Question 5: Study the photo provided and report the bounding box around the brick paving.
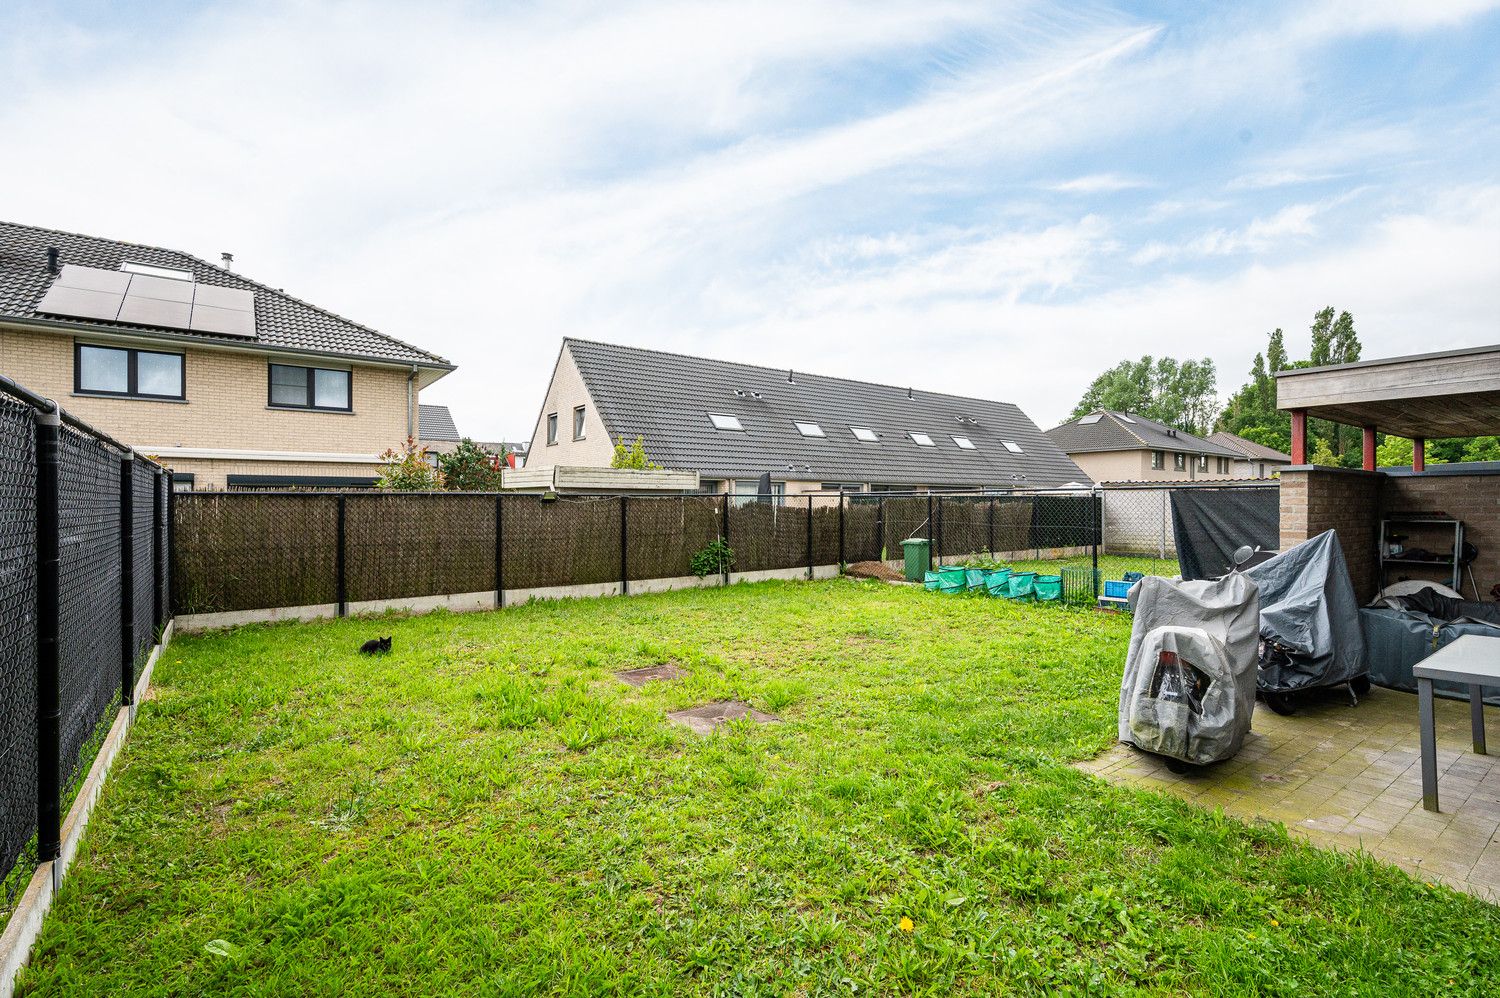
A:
[1078,685,1500,900]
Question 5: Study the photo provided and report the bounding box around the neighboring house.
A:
[524,338,1087,494]
[418,403,462,463]
[1206,430,1292,479]
[1045,410,1242,483]
[0,221,452,489]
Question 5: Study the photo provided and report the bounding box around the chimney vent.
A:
[221,252,234,270]
[45,247,59,275]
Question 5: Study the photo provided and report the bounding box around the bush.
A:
[690,537,734,577]
[377,437,444,491]
[439,438,507,491]
[611,436,660,470]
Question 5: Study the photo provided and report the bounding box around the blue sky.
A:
[2,1,1497,441]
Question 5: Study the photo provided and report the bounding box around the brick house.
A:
[0,221,453,489]
[1045,410,1244,483]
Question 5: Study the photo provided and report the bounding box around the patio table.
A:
[1414,634,1500,811]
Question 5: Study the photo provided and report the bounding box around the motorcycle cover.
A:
[1244,530,1366,693]
[1119,572,1260,765]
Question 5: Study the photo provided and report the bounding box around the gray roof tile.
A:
[565,338,1089,488]
[0,220,451,369]
[418,404,461,441]
[1207,431,1292,462]
[1046,410,1241,458]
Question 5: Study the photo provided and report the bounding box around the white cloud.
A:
[1046,174,1149,194]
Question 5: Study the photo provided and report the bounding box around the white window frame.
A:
[709,413,744,431]
[952,436,976,450]
[910,432,935,447]
[546,412,558,445]
[1002,441,1023,453]
[573,405,586,440]
[850,426,878,442]
[795,421,825,438]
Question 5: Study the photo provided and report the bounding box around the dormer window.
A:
[795,422,825,438]
[910,432,935,447]
[709,413,744,431]
[850,426,878,442]
[952,436,975,450]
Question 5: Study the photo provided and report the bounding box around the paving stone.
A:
[667,700,780,735]
[617,663,687,686]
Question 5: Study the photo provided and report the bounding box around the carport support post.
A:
[35,406,61,863]
[1290,409,1307,464]
[1362,425,1377,471]
[335,493,347,617]
[119,452,135,707]
[1414,437,1426,473]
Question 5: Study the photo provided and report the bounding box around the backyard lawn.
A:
[17,579,1500,995]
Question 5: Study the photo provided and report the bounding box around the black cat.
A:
[359,636,392,655]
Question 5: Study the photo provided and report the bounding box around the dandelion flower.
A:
[1269,919,1279,927]
[898,916,914,933]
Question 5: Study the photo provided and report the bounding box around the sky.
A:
[2,1,1498,443]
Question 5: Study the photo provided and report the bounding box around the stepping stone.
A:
[666,701,780,735]
[617,663,687,686]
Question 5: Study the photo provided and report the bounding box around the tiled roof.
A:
[564,338,1089,488]
[0,220,452,369]
[1207,431,1292,462]
[418,404,461,441]
[1046,410,1241,458]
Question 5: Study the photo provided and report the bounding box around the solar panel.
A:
[36,284,125,322]
[188,303,255,337]
[31,264,257,338]
[126,274,195,303]
[117,295,192,329]
[192,283,254,312]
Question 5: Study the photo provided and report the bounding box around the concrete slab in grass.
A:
[667,701,780,735]
[617,664,687,686]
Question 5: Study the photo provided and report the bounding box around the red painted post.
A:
[1362,426,1377,471]
[1290,409,1307,464]
[1413,437,1425,473]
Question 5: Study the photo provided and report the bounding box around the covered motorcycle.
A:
[1119,571,1260,768]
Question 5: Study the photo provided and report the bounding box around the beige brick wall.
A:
[1279,467,1382,600]
[1382,473,1500,600]
[2,324,421,487]
[525,346,616,469]
[167,457,386,489]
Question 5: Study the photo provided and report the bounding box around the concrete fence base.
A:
[1,621,175,998]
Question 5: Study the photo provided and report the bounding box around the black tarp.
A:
[1382,587,1500,627]
[1244,529,1367,692]
[1170,487,1279,581]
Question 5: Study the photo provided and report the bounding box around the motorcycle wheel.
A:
[1262,691,1298,716]
[1350,675,1371,697]
[1163,757,1194,775]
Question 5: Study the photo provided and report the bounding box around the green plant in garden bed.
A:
[689,537,734,578]
[19,580,1500,995]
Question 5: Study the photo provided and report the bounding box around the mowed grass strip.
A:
[17,579,1500,996]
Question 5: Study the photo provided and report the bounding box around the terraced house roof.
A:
[1046,410,1241,458]
[0,221,452,371]
[563,338,1089,488]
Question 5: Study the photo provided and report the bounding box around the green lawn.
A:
[18,580,1500,995]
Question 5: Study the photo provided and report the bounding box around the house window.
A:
[76,343,184,400]
[795,421,825,438]
[573,406,586,440]
[709,413,744,431]
[1002,441,1023,453]
[170,472,195,493]
[820,482,863,492]
[1173,453,1186,471]
[850,426,878,442]
[1216,457,1230,475]
[910,432,935,447]
[546,413,558,445]
[1196,455,1208,472]
[698,479,724,494]
[268,363,351,411]
[952,436,976,450]
[1151,451,1164,470]
[733,479,784,506]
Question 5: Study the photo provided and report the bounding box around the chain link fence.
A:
[0,378,170,932]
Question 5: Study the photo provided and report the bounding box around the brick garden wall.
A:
[1382,471,1500,600]
[1279,467,1382,600]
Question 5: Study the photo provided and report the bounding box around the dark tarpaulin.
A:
[1244,530,1367,692]
[1170,487,1279,581]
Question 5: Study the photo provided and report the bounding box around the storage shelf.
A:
[1381,558,1458,566]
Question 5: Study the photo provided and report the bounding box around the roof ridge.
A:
[2,219,452,368]
[563,336,1021,411]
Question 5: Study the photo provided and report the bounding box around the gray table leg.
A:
[1420,677,1439,812]
[1471,685,1487,756]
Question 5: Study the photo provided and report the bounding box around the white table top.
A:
[1414,635,1500,685]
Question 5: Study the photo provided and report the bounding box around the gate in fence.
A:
[0,377,170,929]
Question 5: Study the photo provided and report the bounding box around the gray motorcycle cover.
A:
[1244,529,1367,692]
[1119,572,1260,765]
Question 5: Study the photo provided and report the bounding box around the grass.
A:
[17,579,1500,996]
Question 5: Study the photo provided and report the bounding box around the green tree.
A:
[438,438,507,491]
[610,436,660,470]
[1462,437,1500,462]
[1309,437,1338,466]
[1069,355,1219,434]
[377,437,444,491]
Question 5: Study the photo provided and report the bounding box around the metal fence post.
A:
[806,495,814,579]
[988,497,996,555]
[119,452,135,707]
[877,497,885,562]
[166,478,176,617]
[153,468,165,629]
[335,493,347,617]
[494,493,504,608]
[1091,489,1101,602]
[926,493,934,566]
[35,406,61,863]
[837,492,845,567]
[720,494,730,586]
[620,496,629,595]
[936,495,944,565]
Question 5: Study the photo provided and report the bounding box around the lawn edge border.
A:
[0,619,175,998]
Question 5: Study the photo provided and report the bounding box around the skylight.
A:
[850,426,878,442]
[953,436,975,450]
[795,421,825,438]
[709,413,744,431]
[121,261,193,282]
[1002,441,1023,453]
[1117,414,1136,423]
[1080,414,1103,424]
[910,432,935,447]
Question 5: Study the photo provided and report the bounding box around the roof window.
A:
[709,413,744,431]
[795,421,825,438]
[910,432,935,447]
[952,436,975,450]
[850,426,878,442]
[121,261,193,282]
[1002,440,1023,453]
[1079,413,1102,424]
[1117,414,1136,423]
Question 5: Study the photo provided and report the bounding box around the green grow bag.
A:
[984,568,1012,596]
[1034,574,1063,602]
[1006,571,1037,600]
[965,568,988,590]
[938,566,967,593]
[923,570,942,591]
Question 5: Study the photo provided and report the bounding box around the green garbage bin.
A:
[901,538,931,582]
